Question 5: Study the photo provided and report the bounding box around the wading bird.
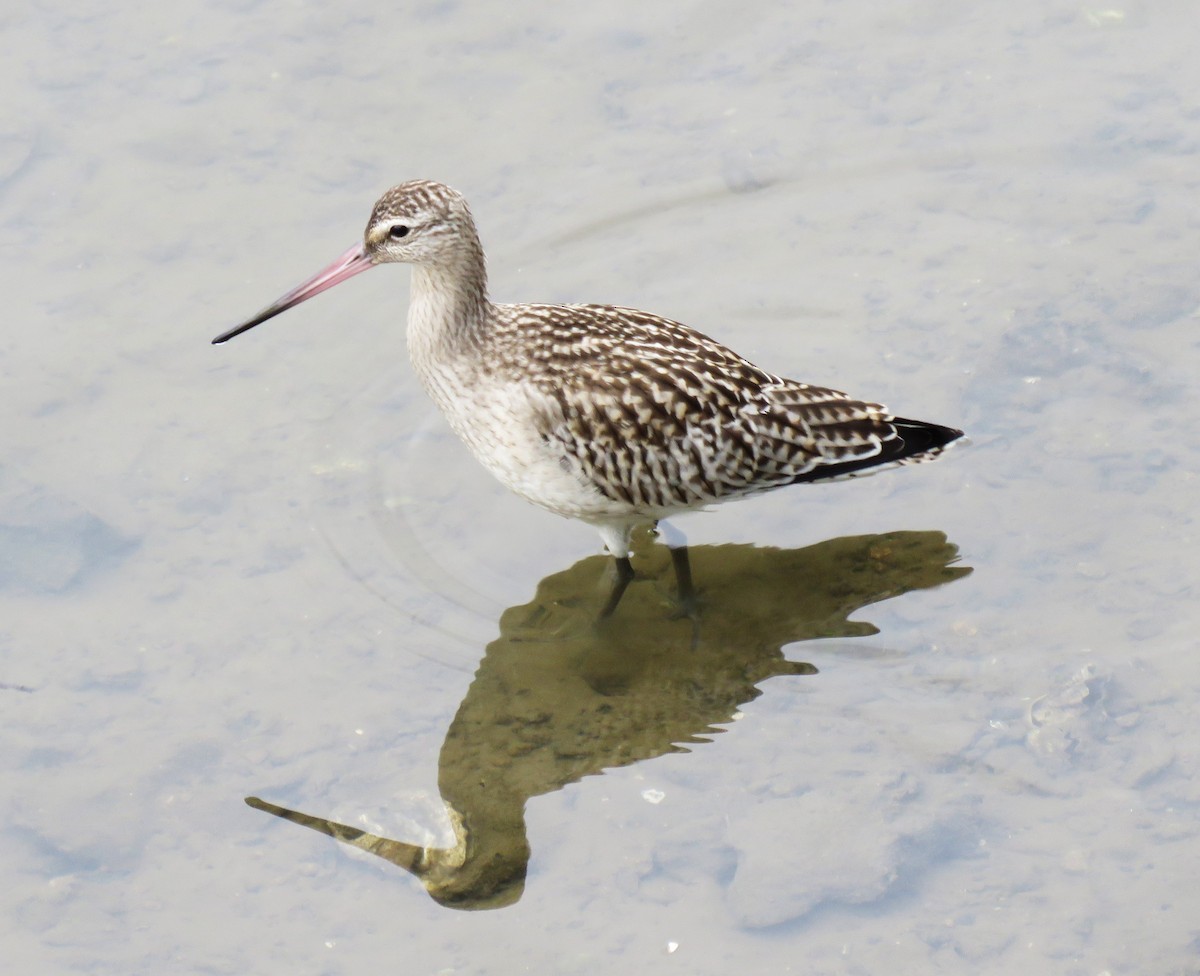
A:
[214,181,962,616]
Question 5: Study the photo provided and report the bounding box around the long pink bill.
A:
[212,243,376,344]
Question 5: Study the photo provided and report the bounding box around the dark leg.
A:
[667,543,701,647]
[599,555,635,619]
[657,520,700,621]
[669,544,698,614]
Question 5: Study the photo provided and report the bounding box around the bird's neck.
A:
[407,245,491,369]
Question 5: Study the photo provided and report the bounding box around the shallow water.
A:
[4,1,1200,973]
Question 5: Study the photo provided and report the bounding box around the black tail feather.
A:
[791,418,964,485]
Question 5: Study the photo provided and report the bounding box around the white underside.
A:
[413,356,666,555]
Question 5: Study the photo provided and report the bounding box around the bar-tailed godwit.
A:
[214,180,962,615]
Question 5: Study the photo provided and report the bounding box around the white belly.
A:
[415,361,632,525]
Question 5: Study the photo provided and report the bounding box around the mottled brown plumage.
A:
[215,180,962,609]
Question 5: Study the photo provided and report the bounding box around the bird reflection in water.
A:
[247,529,970,910]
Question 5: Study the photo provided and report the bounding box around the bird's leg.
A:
[670,546,696,608]
[599,555,635,619]
[657,520,700,621]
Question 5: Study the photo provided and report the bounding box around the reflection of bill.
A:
[248,530,970,910]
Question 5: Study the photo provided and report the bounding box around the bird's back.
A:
[477,303,961,517]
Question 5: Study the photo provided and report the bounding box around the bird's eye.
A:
[389,225,410,239]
